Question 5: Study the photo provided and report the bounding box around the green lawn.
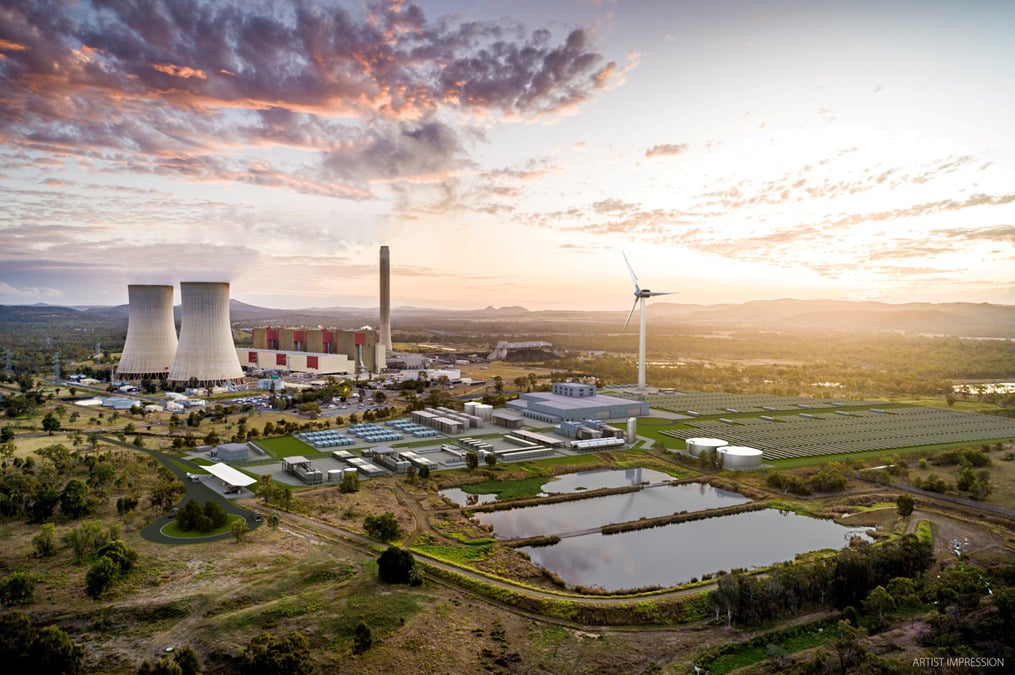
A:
[707,628,834,674]
[160,513,245,539]
[459,475,550,499]
[254,436,327,459]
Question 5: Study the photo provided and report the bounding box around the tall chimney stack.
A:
[379,245,392,351]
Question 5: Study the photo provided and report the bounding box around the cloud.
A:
[645,143,689,158]
[0,0,625,204]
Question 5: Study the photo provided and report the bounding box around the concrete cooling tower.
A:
[168,282,244,385]
[116,285,178,380]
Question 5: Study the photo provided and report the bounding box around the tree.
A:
[353,621,373,655]
[137,656,183,675]
[239,631,312,675]
[231,519,249,543]
[484,452,497,468]
[30,624,85,675]
[862,585,896,630]
[895,494,914,517]
[62,520,110,563]
[957,465,976,492]
[363,512,401,542]
[41,412,61,434]
[60,478,94,519]
[339,471,360,494]
[417,465,430,480]
[831,619,868,674]
[97,540,137,575]
[465,451,479,472]
[0,426,14,442]
[0,571,38,606]
[137,646,202,675]
[85,555,119,599]
[377,545,419,585]
[33,523,56,557]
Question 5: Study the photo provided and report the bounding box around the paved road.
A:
[98,436,262,545]
[272,506,718,608]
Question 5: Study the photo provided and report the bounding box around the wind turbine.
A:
[622,252,676,392]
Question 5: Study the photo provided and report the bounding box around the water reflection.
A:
[439,468,674,507]
[541,468,673,494]
[521,509,873,591]
[475,483,751,539]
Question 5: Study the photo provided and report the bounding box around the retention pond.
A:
[520,508,871,591]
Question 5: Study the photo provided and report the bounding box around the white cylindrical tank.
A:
[464,401,479,415]
[116,284,178,380]
[168,282,244,385]
[474,403,493,421]
[686,437,727,458]
[626,417,637,445]
[717,445,763,470]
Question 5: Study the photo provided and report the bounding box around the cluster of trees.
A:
[363,512,401,542]
[708,533,934,627]
[254,475,294,510]
[0,611,85,674]
[545,329,1015,400]
[0,445,119,522]
[765,463,849,495]
[175,499,228,533]
[239,631,312,675]
[136,645,202,675]
[85,539,138,598]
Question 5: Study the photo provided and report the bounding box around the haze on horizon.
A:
[2,0,1014,312]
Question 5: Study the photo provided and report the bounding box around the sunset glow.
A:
[1,0,1013,310]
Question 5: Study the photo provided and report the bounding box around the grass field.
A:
[253,435,325,459]
[161,513,245,539]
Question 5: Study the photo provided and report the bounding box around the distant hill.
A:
[648,299,1015,337]
[3,299,1013,338]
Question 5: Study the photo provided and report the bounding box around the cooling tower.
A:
[168,282,244,385]
[379,245,392,351]
[116,285,178,380]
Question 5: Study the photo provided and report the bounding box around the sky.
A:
[2,0,1014,311]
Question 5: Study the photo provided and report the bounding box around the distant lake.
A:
[521,509,872,591]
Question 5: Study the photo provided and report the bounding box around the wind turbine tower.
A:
[622,252,676,392]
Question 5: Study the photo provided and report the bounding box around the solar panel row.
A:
[660,406,1015,460]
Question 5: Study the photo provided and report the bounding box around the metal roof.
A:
[203,462,257,487]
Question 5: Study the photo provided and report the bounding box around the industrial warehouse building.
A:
[505,383,649,423]
[243,327,386,375]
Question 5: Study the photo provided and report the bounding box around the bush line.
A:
[602,501,768,535]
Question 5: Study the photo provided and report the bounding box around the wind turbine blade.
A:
[622,251,640,291]
[622,298,639,333]
[646,291,678,297]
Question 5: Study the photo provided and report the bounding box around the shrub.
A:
[377,546,420,585]
[0,572,38,606]
[363,512,401,543]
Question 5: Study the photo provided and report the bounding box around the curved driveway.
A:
[99,436,262,545]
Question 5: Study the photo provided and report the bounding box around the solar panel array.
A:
[661,406,1015,460]
[631,391,884,417]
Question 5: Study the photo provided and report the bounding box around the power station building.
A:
[505,382,648,423]
[167,282,245,386]
[243,327,386,376]
[116,284,178,380]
